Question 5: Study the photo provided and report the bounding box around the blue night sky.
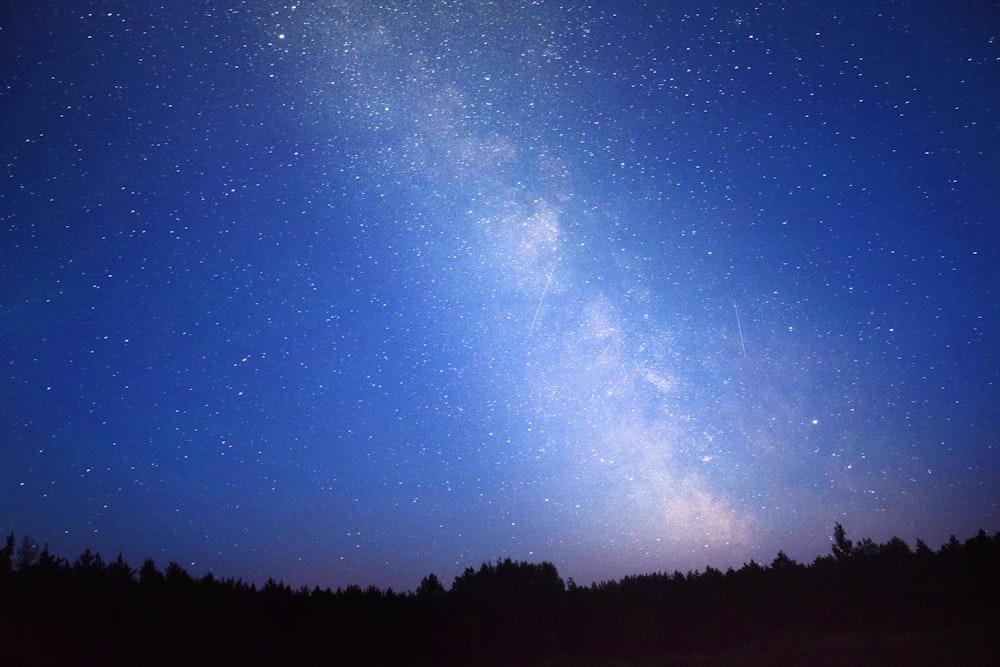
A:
[2,1,998,591]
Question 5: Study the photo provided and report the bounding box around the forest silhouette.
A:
[0,524,997,666]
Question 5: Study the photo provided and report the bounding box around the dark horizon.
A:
[3,523,997,666]
[4,522,996,594]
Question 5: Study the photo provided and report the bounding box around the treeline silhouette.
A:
[0,524,997,666]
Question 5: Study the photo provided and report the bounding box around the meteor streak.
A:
[528,261,557,338]
[734,301,747,356]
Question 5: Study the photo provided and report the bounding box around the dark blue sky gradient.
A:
[2,1,998,591]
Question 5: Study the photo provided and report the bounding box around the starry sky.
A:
[2,1,998,591]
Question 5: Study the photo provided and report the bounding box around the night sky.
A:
[2,1,998,592]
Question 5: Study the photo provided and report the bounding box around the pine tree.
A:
[831,522,853,561]
[15,535,38,571]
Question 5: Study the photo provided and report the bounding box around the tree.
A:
[941,534,961,554]
[415,572,446,598]
[139,558,164,587]
[854,537,879,559]
[831,522,853,561]
[770,550,798,571]
[37,544,67,575]
[108,551,135,585]
[880,536,912,562]
[451,558,565,606]
[0,532,13,576]
[914,538,934,560]
[164,561,193,587]
[74,548,106,577]
[261,577,292,598]
[16,534,38,571]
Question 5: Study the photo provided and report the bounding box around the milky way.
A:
[2,1,997,590]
